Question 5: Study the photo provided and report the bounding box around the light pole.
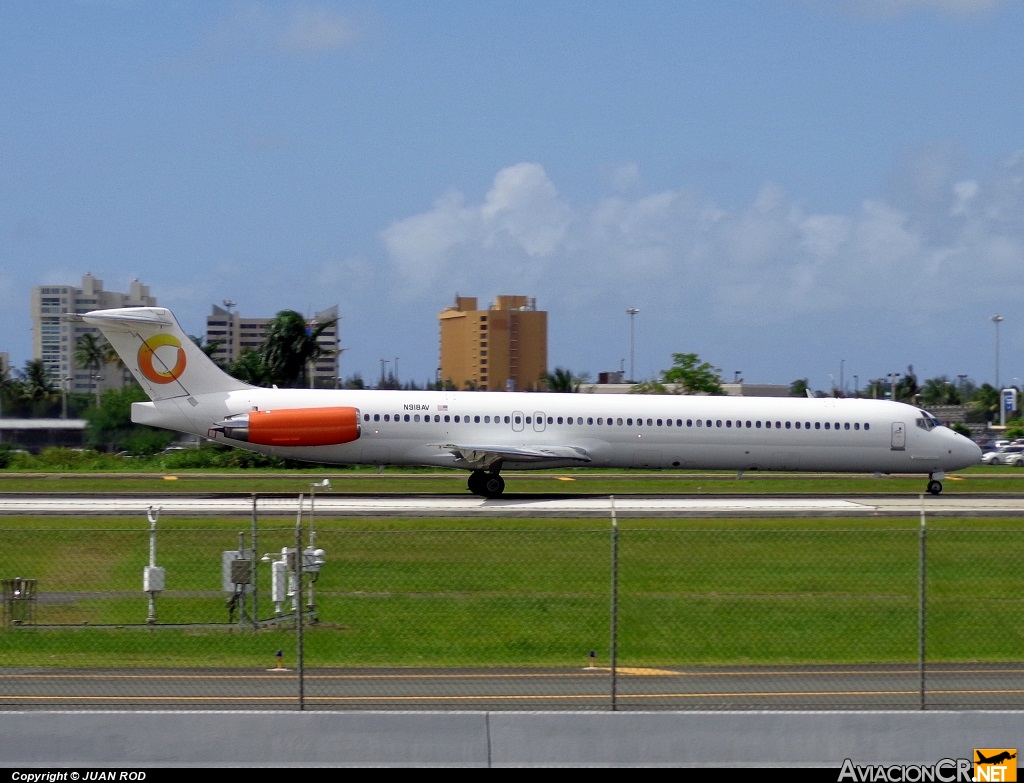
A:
[840,359,845,396]
[306,479,330,611]
[379,359,389,388]
[853,375,858,398]
[626,308,639,383]
[992,314,1004,389]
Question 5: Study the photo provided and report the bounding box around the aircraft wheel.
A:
[483,474,505,498]
[927,479,942,495]
[467,471,486,496]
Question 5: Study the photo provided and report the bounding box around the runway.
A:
[2,491,1024,517]
[3,664,1023,711]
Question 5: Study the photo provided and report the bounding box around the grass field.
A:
[0,463,1021,494]
[2,505,1022,668]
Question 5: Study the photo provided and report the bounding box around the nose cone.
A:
[951,434,983,469]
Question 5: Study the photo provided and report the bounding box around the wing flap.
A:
[439,443,592,470]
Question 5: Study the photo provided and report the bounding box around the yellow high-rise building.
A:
[439,295,547,391]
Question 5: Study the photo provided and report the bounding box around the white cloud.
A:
[382,148,1024,336]
[381,163,572,298]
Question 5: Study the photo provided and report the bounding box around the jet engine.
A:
[212,407,360,447]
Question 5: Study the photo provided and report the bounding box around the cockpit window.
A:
[915,410,942,431]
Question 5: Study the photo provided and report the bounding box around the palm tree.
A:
[75,331,108,406]
[261,310,337,388]
[543,367,588,392]
[20,359,56,415]
[920,376,961,407]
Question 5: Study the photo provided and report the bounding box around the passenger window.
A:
[414,414,420,422]
[815,422,821,430]
[373,414,380,422]
[384,414,390,422]
[696,420,703,427]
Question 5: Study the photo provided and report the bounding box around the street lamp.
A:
[307,479,331,611]
[626,308,639,383]
[992,314,1004,389]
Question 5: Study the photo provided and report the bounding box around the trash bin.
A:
[2,577,38,627]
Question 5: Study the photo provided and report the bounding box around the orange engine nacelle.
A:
[214,407,361,447]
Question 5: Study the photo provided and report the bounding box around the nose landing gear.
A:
[926,471,945,495]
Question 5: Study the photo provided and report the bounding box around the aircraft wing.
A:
[438,443,592,470]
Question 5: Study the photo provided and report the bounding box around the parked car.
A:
[980,445,1024,466]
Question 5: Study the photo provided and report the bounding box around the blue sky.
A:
[3,0,1024,393]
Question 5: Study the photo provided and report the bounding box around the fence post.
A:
[296,497,305,711]
[610,496,619,712]
[251,493,259,627]
[918,500,927,711]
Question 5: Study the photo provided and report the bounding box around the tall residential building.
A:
[205,304,340,388]
[31,273,156,395]
[438,295,547,391]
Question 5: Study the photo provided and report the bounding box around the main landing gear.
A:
[927,473,944,495]
[468,470,505,498]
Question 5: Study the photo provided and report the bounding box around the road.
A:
[3,663,1024,711]
[3,491,1024,517]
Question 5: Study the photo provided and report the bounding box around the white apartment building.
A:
[31,273,156,395]
[205,303,340,388]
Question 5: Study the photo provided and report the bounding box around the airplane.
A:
[82,306,982,498]
[977,751,1017,765]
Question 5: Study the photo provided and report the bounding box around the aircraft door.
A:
[891,422,906,451]
[534,412,546,432]
[512,411,525,432]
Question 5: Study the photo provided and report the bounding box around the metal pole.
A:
[992,315,1004,390]
[251,494,258,626]
[626,308,639,383]
[609,495,619,711]
[296,502,305,711]
[918,502,927,711]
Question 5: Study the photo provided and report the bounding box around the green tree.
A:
[628,379,672,394]
[894,365,920,403]
[919,376,962,406]
[661,352,723,395]
[543,367,588,392]
[969,383,1000,424]
[75,331,109,405]
[789,379,810,398]
[261,310,336,388]
[19,359,57,416]
[84,383,174,453]
[228,348,269,386]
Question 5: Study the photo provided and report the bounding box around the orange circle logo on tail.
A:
[138,334,187,384]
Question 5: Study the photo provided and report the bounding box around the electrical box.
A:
[143,565,165,592]
[222,550,254,593]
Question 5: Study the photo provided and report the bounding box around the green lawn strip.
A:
[2,517,1021,667]
[0,465,1016,494]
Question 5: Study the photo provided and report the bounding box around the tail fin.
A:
[82,307,251,401]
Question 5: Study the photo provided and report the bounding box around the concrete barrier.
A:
[3,711,1022,767]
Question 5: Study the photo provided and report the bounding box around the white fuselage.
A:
[133,389,981,476]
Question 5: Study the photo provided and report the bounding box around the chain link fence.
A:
[1,511,1022,711]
